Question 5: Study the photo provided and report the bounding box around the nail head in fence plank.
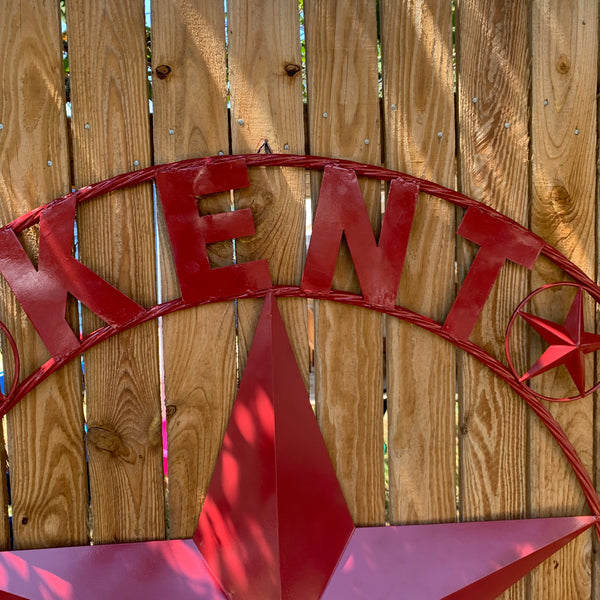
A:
[305,0,385,525]
[380,0,457,526]
[228,0,307,385]
[67,0,165,544]
[530,2,598,599]
[456,2,530,599]
[0,0,88,550]
[151,0,237,540]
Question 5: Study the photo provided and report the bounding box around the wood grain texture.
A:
[530,2,597,598]
[305,0,385,525]
[380,0,457,525]
[456,2,530,598]
[151,0,237,540]
[228,0,307,384]
[0,0,88,550]
[66,0,165,544]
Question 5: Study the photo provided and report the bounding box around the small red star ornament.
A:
[519,287,600,396]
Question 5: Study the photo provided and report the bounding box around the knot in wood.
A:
[87,426,125,456]
[548,185,572,212]
[556,54,570,74]
[284,63,301,77]
[166,404,177,418]
[155,64,172,79]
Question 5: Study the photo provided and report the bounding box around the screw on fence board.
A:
[47,160,53,167]
[169,129,175,135]
[84,123,90,130]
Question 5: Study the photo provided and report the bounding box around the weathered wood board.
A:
[67,0,164,544]
[228,0,307,385]
[456,2,531,598]
[0,0,87,550]
[305,0,385,525]
[381,0,457,527]
[151,0,236,540]
[530,2,597,598]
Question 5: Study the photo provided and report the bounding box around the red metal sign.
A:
[0,154,598,599]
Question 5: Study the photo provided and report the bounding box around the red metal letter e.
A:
[156,158,271,303]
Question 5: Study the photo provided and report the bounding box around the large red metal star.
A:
[518,288,600,395]
[0,294,596,599]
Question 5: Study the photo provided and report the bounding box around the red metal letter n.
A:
[301,165,418,307]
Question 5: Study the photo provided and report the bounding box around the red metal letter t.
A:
[443,208,543,341]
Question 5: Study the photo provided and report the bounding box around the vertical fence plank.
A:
[0,0,88,550]
[305,0,385,525]
[67,0,165,544]
[151,0,236,540]
[380,0,457,525]
[530,2,597,598]
[228,0,307,382]
[456,2,530,599]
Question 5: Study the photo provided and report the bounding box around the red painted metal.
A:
[0,196,143,359]
[0,539,226,599]
[155,158,272,303]
[0,155,600,598]
[322,516,598,599]
[0,295,594,599]
[506,282,600,401]
[0,156,597,527]
[194,293,354,599]
[0,516,594,600]
[442,207,544,341]
[3,283,598,534]
[519,287,600,395]
[0,591,29,600]
[301,165,418,307]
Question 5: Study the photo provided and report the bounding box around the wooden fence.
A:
[0,1,598,598]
